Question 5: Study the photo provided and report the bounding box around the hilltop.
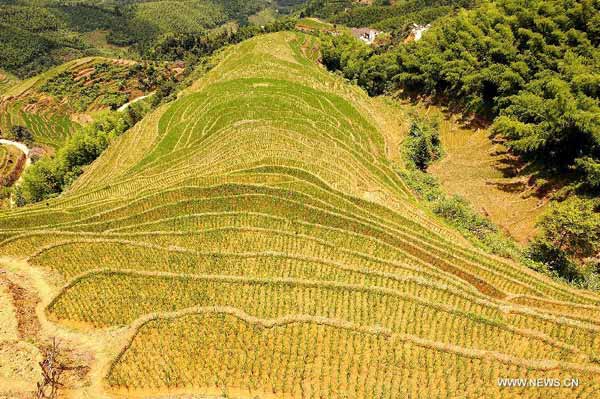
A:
[1,31,599,398]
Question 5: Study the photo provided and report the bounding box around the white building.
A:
[351,28,381,45]
[411,23,431,41]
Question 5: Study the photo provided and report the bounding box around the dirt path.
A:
[0,139,30,157]
[0,257,129,399]
[117,93,154,112]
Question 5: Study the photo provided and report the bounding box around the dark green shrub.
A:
[527,239,582,282]
[527,197,600,283]
[403,119,441,170]
[575,157,600,191]
[8,125,33,143]
[534,198,600,259]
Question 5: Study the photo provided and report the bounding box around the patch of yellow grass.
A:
[401,101,546,243]
[0,340,42,395]
[0,283,18,341]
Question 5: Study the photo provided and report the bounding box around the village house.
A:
[404,23,432,44]
[351,28,381,45]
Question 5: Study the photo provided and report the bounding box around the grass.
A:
[1,32,600,397]
[248,8,278,26]
[132,0,226,40]
[79,30,132,60]
[296,17,350,35]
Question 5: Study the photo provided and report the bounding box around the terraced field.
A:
[0,57,156,149]
[0,70,19,95]
[1,32,600,398]
[134,0,226,35]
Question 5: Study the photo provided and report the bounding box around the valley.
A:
[0,1,599,398]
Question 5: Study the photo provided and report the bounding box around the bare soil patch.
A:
[0,273,41,340]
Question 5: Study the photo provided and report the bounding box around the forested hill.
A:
[0,0,303,78]
[320,0,600,190]
[304,0,478,32]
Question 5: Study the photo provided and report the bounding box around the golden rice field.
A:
[1,32,600,398]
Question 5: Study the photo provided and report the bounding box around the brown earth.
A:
[0,258,119,399]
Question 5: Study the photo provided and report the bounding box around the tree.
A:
[20,158,63,203]
[9,125,33,143]
[537,198,600,259]
[529,197,600,280]
[404,119,441,170]
[575,157,600,191]
[36,338,88,399]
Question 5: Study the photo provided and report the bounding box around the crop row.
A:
[33,236,600,340]
[106,307,600,399]
[48,270,598,362]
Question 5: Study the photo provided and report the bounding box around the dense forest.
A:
[320,0,599,186]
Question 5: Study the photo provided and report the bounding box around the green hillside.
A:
[133,1,226,34]
[0,0,282,78]
[1,32,600,398]
[303,0,475,31]
[304,0,354,18]
[0,57,167,149]
[0,69,19,95]
[331,0,476,28]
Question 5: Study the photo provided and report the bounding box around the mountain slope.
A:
[1,32,600,398]
[0,57,163,149]
[0,69,19,95]
[0,0,278,78]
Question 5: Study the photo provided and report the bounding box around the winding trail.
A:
[117,93,154,112]
[0,139,30,157]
